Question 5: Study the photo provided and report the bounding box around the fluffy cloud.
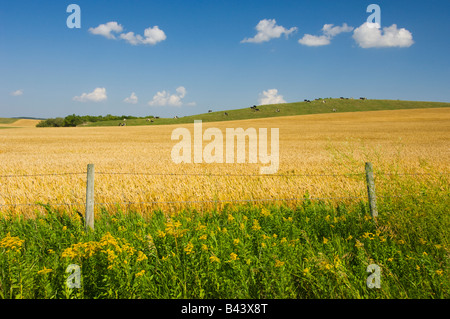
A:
[322,23,354,37]
[258,89,286,105]
[73,88,107,103]
[148,86,188,107]
[352,22,414,48]
[241,19,297,43]
[89,21,166,46]
[298,34,331,46]
[88,22,123,39]
[120,26,167,45]
[10,89,23,96]
[299,23,353,46]
[123,92,138,104]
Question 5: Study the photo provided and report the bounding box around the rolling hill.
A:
[83,99,450,127]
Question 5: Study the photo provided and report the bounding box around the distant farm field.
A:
[0,107,448,215]
[0,107,449,299]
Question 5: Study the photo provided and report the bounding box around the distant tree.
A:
[63,114,83,127]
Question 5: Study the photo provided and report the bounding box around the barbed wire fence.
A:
[0,164,448,230]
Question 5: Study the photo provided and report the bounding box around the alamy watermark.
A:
[366,264,381,289]
[366,4,381,28]
[171,120,279,174]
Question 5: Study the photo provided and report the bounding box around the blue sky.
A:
[1,0,449,118]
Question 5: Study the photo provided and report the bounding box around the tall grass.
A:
[0,181,448,299]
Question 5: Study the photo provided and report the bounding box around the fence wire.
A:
[0,168,447,209]
[0,171,448,179]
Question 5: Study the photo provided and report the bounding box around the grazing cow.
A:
[146,118,150,122]
[174,116,179,119]
[224,112,228,116]
[151,119,154,123]
[254,108,260,112]
[276,108,280,112]
[340,97,344,100]
[322,100,326,103]
[360,97,367,100]
[306,100,311,103]
[332,108,337,112]
[208,110,212,113]
[155,116,160,119]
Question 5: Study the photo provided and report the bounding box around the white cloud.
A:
[258,89,286,105]
[89,21,123,39]
[73,87,107,103]
[352,22,414,48]
[322,23,354,37]
[298,34,331,46]
[10,89,23,96]
[299,23,353,46]
[123,92,138,104]
[241,19,297,43]
[120,26,167,45]
[148,86,188,107]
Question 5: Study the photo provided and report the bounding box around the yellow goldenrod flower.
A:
[280,237,287,244]
[416,265,420,271]
[252,219,261,231]
[135,270,145,278]
[227,214,235,222]
[184,242,194,255]
[387,257,394,262]
[233,239,240,246]
[0,233,24,252]
[48,249,55,254]
[303,267,310,275]
[199,234,207,240]
[346,235,353,240]
[157,230,166,238]
[323,237,329,244]
[261,242,266,248]
[230,252,238,261]
[436,269,443,276]
[260,208,271,217]
[37,267,53,275]
[62,226,67,231]
[210,256,220,263]
[275,260,285,267]
[201,244,208,251]
[137,251,148,262]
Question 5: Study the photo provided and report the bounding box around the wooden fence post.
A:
[365,162,378,220]
[85,164,95,231]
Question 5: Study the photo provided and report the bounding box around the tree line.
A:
[36,114,154,127]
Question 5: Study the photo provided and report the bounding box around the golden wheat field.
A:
[0,108,449,216]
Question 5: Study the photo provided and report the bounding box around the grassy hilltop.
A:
[83,99,450,127]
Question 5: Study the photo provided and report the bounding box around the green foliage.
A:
[0,186,448,299]
[36,114,152,127]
